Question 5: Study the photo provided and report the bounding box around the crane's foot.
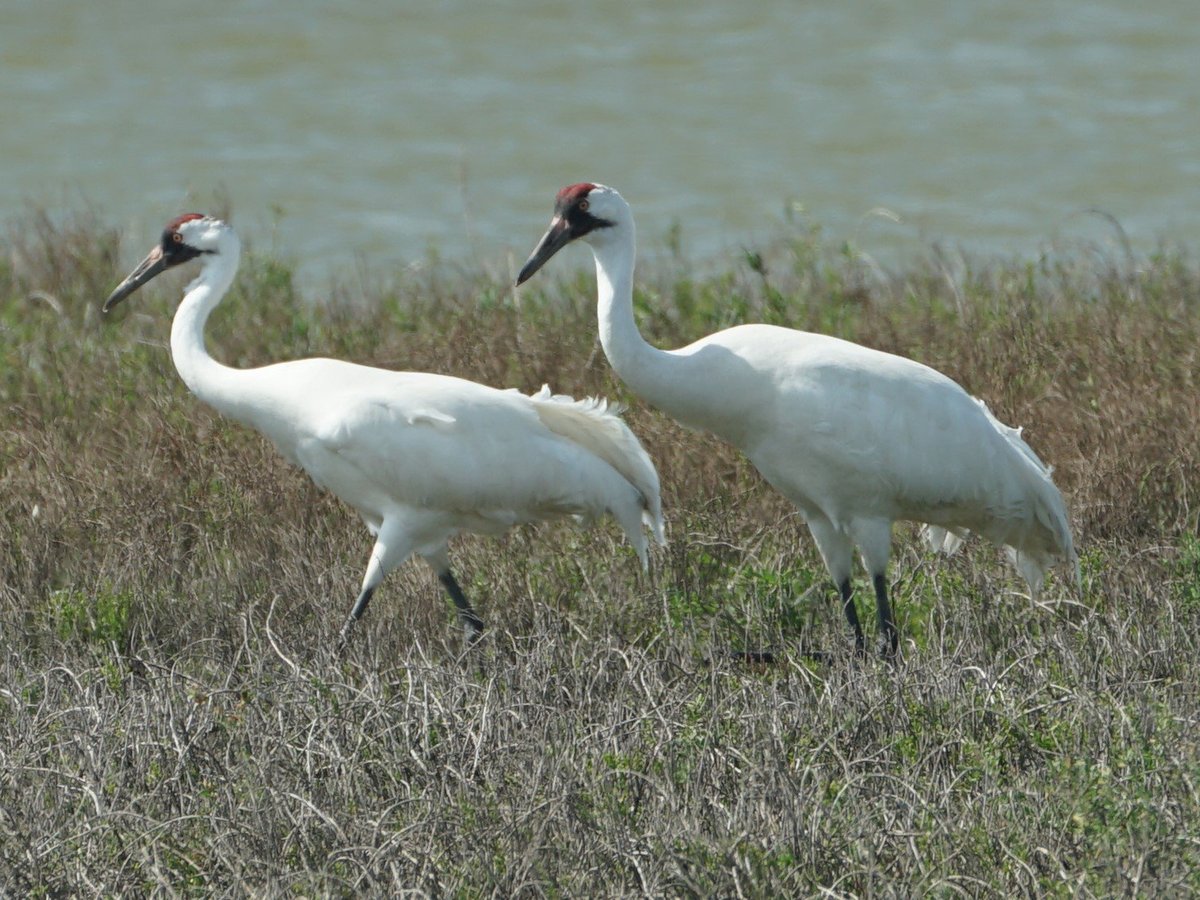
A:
[337,585,375,650]
[878,634,899,662]
[461,610,485,646]
[838,578,868,655]
[719,647,843,667]
[796,647,834,665]
[724,648,780,666]
[440,571,485,648]
[872,574,899,661]
[336,618,359,654]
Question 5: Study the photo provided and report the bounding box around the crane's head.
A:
[516,183,629,286]
[103,214,228,312]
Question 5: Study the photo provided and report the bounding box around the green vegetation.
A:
[2,207,1198,895]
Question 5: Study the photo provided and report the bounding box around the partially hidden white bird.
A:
[517,183,1078,654]
[104,213,665,643]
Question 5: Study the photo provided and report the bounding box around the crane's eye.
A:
[578,199,589,212]
[171,232,183,243]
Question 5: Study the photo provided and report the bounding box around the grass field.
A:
[2,208,1199,896]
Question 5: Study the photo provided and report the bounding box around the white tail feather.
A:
[528,385,666,552]
[922,525,969,555]
[977,398,1080,594]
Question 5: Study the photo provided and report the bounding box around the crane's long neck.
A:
[168,244,255,423]
[591,226,699,421]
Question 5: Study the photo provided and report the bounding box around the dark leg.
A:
[339,585,375,644]
[840,578,866,652]
[873,573,898,657]
[439,571,485,644]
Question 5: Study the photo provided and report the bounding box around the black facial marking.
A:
[555,191,614,240]
[159,233,205,267]
[159,218,216,267]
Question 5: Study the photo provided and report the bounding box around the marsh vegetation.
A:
[2,209,1198,895]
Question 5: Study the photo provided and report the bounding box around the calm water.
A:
[3,0,1198,283]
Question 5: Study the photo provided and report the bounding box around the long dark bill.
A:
[516,216,573,286]
[103,246,169,312]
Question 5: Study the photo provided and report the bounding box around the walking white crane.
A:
[104,213,664,644]
[517,183,1077,654]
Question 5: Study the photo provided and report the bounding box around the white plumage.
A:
[104,213,664,643]
[517,183,1078,653]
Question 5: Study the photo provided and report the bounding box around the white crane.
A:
[517,183,1078,654]
[104,213,665,644]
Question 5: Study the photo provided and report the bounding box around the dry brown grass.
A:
[1,211,1198,896]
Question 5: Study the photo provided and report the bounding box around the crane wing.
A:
[267,365,645,538]
[698,327,1075,582]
